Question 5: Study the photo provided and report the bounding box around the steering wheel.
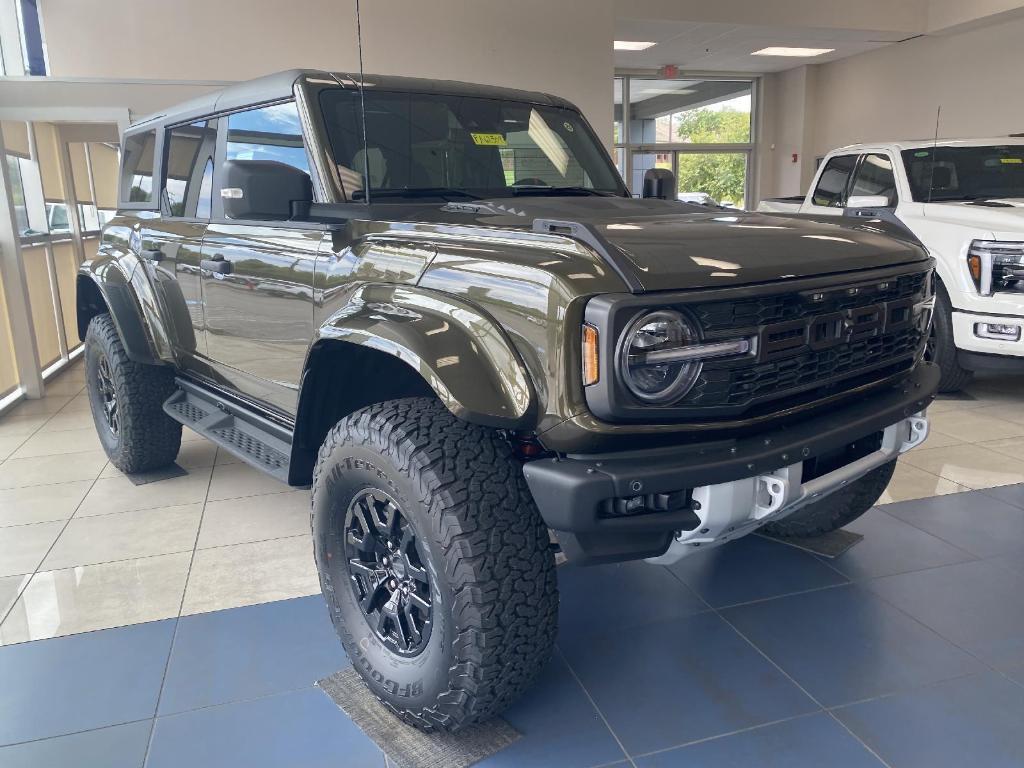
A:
[512,177,550,187]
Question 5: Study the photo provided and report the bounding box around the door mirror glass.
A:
[221,159,313,220]
[847,194,891,209]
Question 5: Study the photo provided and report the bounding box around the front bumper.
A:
[952,310,1024,359]
[522,362,939,565]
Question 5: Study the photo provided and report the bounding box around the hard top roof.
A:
[128,69,576,133]
[832,136,1024,153]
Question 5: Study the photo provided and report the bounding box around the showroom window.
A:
[614,75,757,209]
[0,0,48,75]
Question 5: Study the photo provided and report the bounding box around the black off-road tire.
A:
[760,459,896,538]
[311,397,558,732]
[928,284,973,393]
[84,313,181,473]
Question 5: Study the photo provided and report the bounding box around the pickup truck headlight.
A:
[617,310,752,404]
[967,240,1024,296]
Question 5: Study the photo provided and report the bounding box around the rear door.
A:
[199,101,322,414]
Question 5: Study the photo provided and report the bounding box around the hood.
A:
[923,199,1024,238]
[393,196,928,292]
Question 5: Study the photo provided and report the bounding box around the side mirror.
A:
[847,194,891,209]
[642,168,676,200]
[221,159,313,220]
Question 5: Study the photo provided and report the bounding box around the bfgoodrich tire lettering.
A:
[311,397,558,732]
[760,459,895,538]
[85,313,181,473]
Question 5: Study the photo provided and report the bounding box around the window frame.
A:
[848,152,899,208]
[810,153,859,209]
[161,117,219,222]
[118,127,162,211]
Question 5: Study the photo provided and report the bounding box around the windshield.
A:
[320,89,626,201]
[902,145,1024,202]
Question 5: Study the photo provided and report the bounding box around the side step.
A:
[163,378,293,484]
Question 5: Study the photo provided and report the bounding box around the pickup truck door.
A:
[804,153,859,217]
[197,101,321,415]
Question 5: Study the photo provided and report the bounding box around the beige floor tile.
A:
[0,521,65,577]
[6,396,73,418]
[927,398,990,414]
[0,574,30,618]
[0,412,50,438]
[972,402,1024,427]
[0,451,107,490]
[977,435,1024,460]
[927,409,1024,443]
[9,426,104,460]
[75,468,212,517]
[206,463,290,502]
[878,462,970,504]
[198,491,310,549]
[42,504,202,570]
[901,443,1024,490]
[41,378,85,397]
[0,434,27,462]
[919,429,963,450]
[214,447,241,466]
[0,552,191,644]
[182,427,205,443]
[99,440,218,480]
[0,481,92,527]
[37,407,97,433]
[181,536,319,615]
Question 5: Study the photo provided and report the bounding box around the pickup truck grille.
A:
[679,269,931,414]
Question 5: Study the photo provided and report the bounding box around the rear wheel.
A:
[85,313,181,473]
[926,284,973,393]
[311,397,558,732]
[760,459,895,538]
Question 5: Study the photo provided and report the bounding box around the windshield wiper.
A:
[510,186,616,197]
[356,187,481,200]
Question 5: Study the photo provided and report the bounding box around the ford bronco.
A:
[77,70,938,731]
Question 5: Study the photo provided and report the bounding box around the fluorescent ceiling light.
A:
[614,40,656,51]
[752,46,834,57]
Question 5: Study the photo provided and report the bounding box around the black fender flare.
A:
[76,265,161,365]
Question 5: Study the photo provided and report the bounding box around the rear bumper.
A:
[522,362,939,565]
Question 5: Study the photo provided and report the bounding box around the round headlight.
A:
[618,310,702,404]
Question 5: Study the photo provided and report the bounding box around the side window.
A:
[811,154,857,208]
[222,101,311,221]
[196,159,214,219]
[163,119,218,218]
[849,153,898,207]
[120,130,156,204]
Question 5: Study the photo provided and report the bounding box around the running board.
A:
[163,378,293,484]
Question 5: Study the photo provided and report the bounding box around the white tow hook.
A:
[753,474,788,520]
[901,415,929,453]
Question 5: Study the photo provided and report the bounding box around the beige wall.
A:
[38,0,614,139]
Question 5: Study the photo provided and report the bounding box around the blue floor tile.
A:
[635,713,884,767]
[159,596,347,715]
[0,620,174,746]
[557,561,707,645]
[0,720,152,768]
[884,491,1024,558]
[980,483,1024,510]
[823,508,976,580]
[834,672,1024,768]
[722,583,982,707]
[477,654,626,768]
[561,611,817,756]
[866,558,1024,671]
[146,687,383,768]
[666,534,848,608]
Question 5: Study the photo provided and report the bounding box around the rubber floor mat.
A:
[318,667,520,768]
[758,528,864,558]
[125,463,187,486]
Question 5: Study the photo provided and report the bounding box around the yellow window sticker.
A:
[470,132,507,146]
[1001,157,1023,164]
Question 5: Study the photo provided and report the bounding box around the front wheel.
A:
[760,459,895,538]
[311,398,558,732]
[926,284,973,393]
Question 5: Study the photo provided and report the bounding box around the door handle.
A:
[141,249,165,263]
[200,258,232,275]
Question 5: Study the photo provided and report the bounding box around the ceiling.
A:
[613,20,914,72]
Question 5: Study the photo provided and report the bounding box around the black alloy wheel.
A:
[95,354,119,436]
[343,488,433,656]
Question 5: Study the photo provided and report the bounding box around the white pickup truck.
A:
[760,138,1024,391]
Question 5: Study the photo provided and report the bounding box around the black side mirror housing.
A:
[642,167,676,200]
[221,159,313,220]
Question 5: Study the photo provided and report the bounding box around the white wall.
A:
[36,0,614,140]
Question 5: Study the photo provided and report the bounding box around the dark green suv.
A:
[77,69,938,731]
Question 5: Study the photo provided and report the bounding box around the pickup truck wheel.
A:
[84,313,182,473]
[311,397,558,732]
[927,285,972,393]
[760,459,895,538]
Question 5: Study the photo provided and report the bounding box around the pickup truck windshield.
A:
[902,146,1024,202]
[320,89,626,201]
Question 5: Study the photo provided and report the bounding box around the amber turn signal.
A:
[968,253,981,281]
[582,324,600,386]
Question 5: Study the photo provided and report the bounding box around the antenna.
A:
[355,0,370,204]
[927,105,941,204]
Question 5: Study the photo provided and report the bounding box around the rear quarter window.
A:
[120,130,157,205]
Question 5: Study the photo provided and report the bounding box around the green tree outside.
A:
[674,108,748,207]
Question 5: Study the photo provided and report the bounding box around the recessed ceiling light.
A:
[614,40,656,51]
[751,46,835,57]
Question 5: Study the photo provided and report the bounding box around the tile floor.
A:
[1,361,1024,766]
